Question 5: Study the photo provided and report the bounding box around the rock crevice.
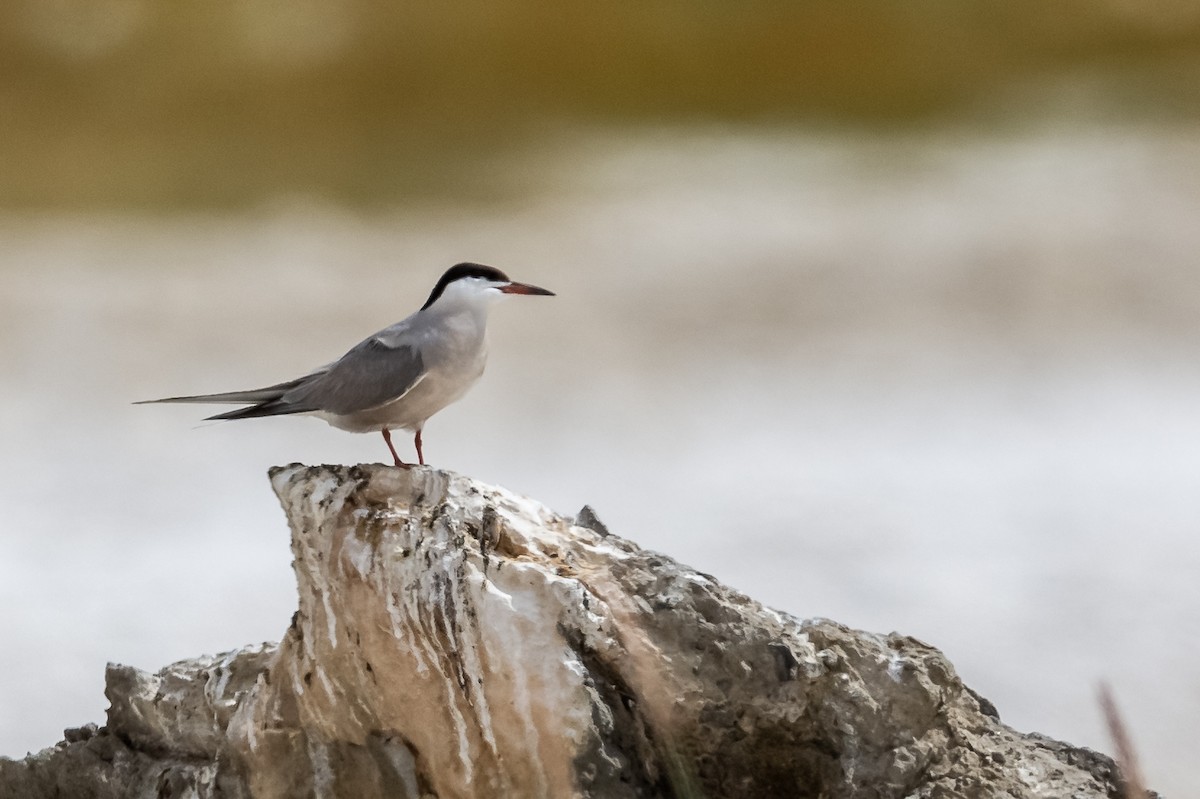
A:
[0,464,1136,798]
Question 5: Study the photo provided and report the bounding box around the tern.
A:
[139,263,554,467]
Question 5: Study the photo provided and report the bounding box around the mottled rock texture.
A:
[0,464,1141,798]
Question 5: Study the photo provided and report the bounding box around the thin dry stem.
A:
[1098,682,1148,799]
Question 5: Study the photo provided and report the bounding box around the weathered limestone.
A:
[0,464,1142,798]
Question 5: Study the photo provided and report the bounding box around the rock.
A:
[0,464,1147,798]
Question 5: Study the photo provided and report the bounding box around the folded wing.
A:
[210,338,426,420]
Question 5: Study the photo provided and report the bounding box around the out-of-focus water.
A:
[2,125,1198,794]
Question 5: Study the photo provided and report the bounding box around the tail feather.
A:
[204,400,315,421]
[135,376,313,407]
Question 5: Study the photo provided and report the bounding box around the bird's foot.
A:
[381,428,413,469]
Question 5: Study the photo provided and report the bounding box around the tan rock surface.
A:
[0,464,1142,798]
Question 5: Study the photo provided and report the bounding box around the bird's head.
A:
[421,263,555,311]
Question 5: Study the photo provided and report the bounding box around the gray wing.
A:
[280,335,426,415]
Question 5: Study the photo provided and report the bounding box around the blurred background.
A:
[2,1,1199,793]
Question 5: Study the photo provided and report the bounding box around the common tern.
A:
[139,263,554,466]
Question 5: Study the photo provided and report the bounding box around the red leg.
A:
[381,427,410,468]
[414,429,425,466]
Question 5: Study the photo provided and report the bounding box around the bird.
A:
[138,262,554,467]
